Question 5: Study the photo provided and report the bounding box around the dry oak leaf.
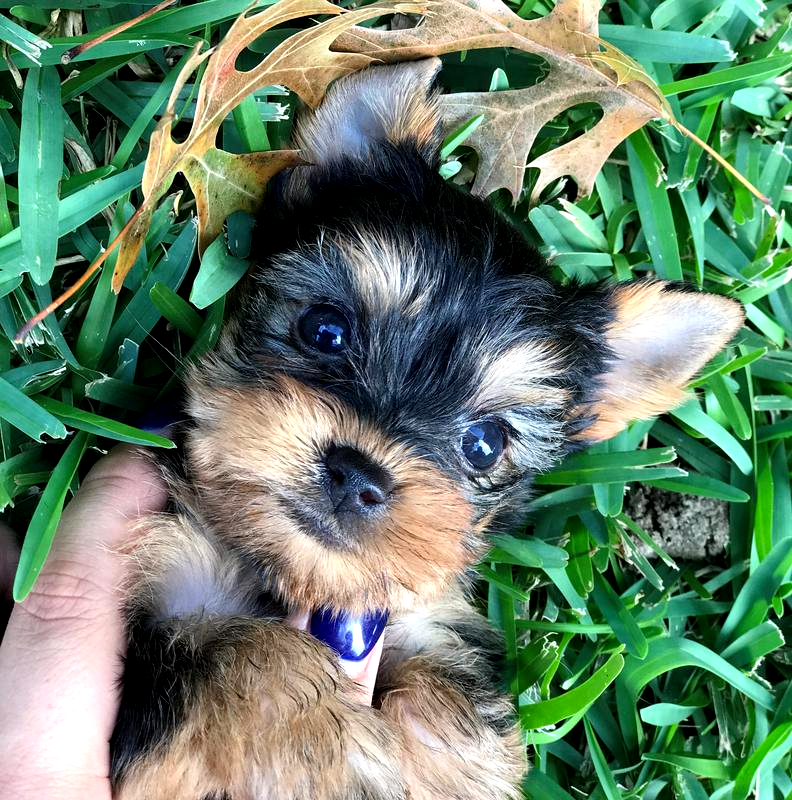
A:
[335,0,671,202]
[111,0,422,292]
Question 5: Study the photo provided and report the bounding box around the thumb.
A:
[0,445,166,798]
[342,627,385,706]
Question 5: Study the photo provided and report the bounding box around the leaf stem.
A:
[671,117,772,208]
[14,212,135,343]
[61,0,178,64]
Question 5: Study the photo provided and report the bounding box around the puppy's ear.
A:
[293,58,443,165]
[581,281,744,442]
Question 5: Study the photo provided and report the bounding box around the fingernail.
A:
[309,607,389,662]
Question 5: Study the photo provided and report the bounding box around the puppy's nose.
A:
[323,446,393,516]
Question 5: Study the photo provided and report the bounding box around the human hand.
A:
[0,445,386,800]
[0,446,167,800]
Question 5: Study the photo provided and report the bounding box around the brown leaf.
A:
[526,99,652,201]
[184,149,304,258]
[111,203,156,292]
[112,0,419,291]
[583,37,658,88]
[335,0,669,201]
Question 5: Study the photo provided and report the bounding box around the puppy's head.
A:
[184,61,743,613]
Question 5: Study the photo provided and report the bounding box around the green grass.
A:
[0,0,791,797]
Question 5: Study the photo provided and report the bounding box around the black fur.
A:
[110,617,192,784]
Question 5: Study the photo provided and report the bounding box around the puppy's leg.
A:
[376,586,525,800]
[112,512,403,800]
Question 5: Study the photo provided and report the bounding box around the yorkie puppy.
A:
[110,59,743,799]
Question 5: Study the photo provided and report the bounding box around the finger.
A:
[288,608,387,705]
[343,630,384,705]
[0,446,166,798]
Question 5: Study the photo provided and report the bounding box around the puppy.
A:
[110,59,743,799]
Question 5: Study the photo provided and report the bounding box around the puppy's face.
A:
[184,61,743,613]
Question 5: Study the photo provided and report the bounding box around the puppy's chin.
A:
[184,375,483,614]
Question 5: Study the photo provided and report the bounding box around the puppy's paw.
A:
[112,619,403,800]
[380,658,525,800]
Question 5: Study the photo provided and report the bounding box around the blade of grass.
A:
[189,237,249,310]
[591,572,649,658]
[0,375,68,441]
[18,67,63,284]
[13,431,89,601]
[521,652,624,729]
[36,396,175,448]
[717,537,792,648]
[627,130,682,281]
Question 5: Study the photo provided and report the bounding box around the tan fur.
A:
[186,374,481,614]
[294,59,442,167]
[473,340,570,412]
[583,282,744,441]
[118,536,526,800]
[380,663,524,800]
[122,513,264,623]
[337,231,430,317]
[116,616,403,800]
[374,586,526,800]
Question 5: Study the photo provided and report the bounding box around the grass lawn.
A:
[0,0,790,797]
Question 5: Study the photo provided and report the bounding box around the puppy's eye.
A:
[460,422,505,471]
[299,304,351,355]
